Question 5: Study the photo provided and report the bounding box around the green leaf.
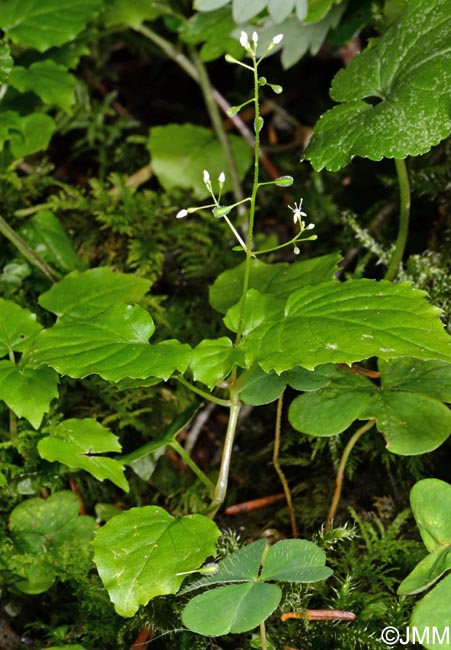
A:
[305,0,344,23]
[104,0,162,28]
[289,359,451,455]
[361,391,451,455]
[182,582,281,635]
[182,8,241,63]
[398,546,451,596]
[38,419,128,491]
[0,362,58,428]
[9,61,76,112]
[38,268,151,318]
[194,0,230,9]
[305,0,451,170]
[0,40,13,83]
[19,210,84,273]
[9,491,96,594]
[0,298,42,357]
[268,0,294,23]
[289,366,374,437]
[410,479,451,553]
[0,0,101,52]
[180,539,268,593]
[190,337,238,388]
[232,0,267,22]
[224,289,283,335]
[120,403,200,465]
[242,280,451,374]
[410,573,451,650]
[28,306,192,382]
[0,111,55,158]
[148,124,252,200]
[260,539,332,582]
[379,357,451,402]
[238,365,286,405]
[92,506,220,616]
[209,254,340,314]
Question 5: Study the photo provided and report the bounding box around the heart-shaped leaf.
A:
[38,419,128,491]
[260,539,332,582]
[93,506,220,616]
[305,0,451,170]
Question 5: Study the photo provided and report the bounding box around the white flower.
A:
[176,209,188,219]
[272,33,284,45]
[218,171,226,183]
[240,31,248,48]
[203,169,210,184]
[252,31,258,43]
[288,198,307,225]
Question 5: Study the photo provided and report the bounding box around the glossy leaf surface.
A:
[0,0,100,52]
[242,280,451,373]
[93,507,220,616]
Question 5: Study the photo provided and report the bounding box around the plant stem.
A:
[384,158,411,281]
[0,214,58,282]
[175,375,230,407]
[170,440,214,492]
[260,620,268,650]
[206,392,241,517]
[326,419,375,531]
[235,52,261,343]
[273,392,298,538]
[190,49,245,208]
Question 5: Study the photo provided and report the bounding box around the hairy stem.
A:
[273,392,298,538]
[326,419,375,531]
[385,158,411,281]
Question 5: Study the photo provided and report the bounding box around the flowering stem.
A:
[235,50,261,343]
[191,49,245,208]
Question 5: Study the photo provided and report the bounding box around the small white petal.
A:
[240,31,248,47]
[176,209,188,219]
[252,31,259,43]
[218,172,226,183]
[272,33,284,44]
[203,169,210,183]
[306,223,315,230]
